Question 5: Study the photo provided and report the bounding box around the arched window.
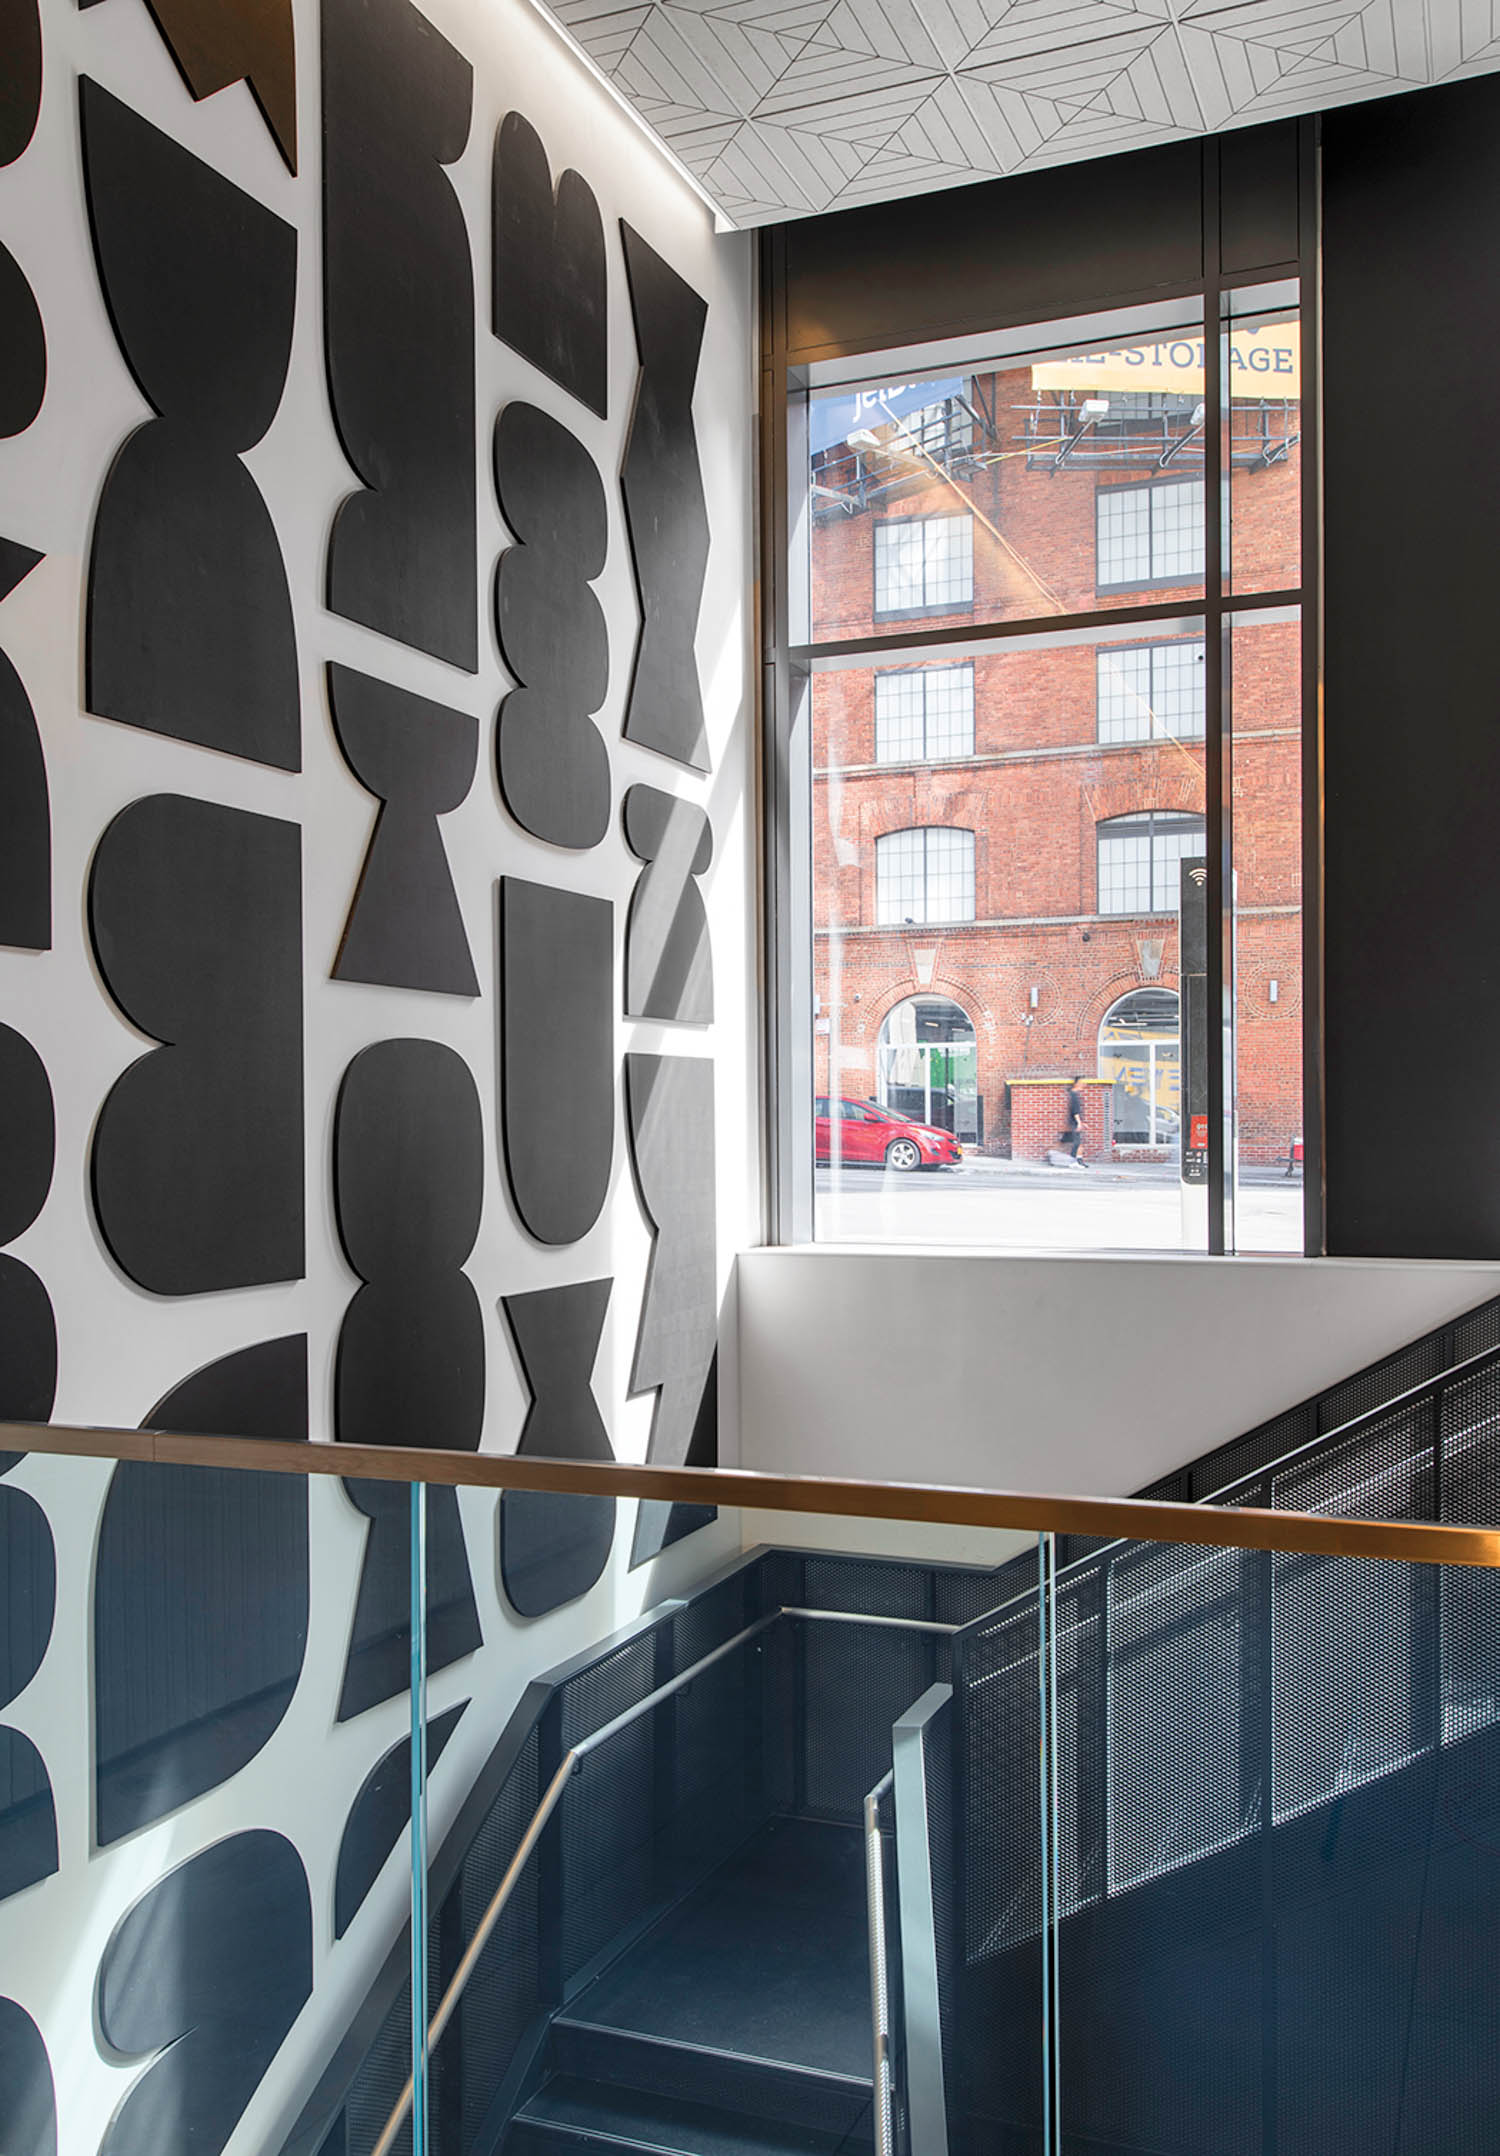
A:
[1099,987,1180,1148]
[877,995,978,1140]
[1096,810,1204,915]
[875,827,975,925]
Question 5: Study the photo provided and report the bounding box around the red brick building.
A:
[810,341,1302,1165]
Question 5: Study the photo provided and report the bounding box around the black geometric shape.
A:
[333,1700,465,1936]
[0,649,48,950]
[0,1483,54,1707]
[0,540,40,600]
[94,1337,309,1844]
[80,0,298,173]
[96,1831,311,2156]
[0,1025,53,1246]
[493,401,610,850]
[81,81,299,769]
[0,243,45,441]
[333,1039,485,1720]
[89,795,305,1295]
[492,111,607,419]
[625,1054,717,1566]
[619,223,710,775]
[0,1729,56,1901]
[623,786,713,1024]
[500,1278,615,1619]
[89,427,300,769]
[0,0,42,167]
[322,0,476,670]
[335,1482,482,1721]
[328,665,479,996]
[499,880,613,1245]
[0,1997,55,2156]
[0,1259,55,1442]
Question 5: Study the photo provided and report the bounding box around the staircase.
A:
[511,1819,874,2156]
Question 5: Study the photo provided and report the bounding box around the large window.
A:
[874,514,973,617]
[1097,478,1204,591]
[875,664,974,762]
[1097,641,1205,744]
[1097,811,1205,915]
[875,827,975,925]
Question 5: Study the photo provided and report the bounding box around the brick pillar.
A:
[1007,1077,1109,1161]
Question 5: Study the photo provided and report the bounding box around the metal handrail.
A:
[864,1768,897,2156]
[3,1415,1498,1567]
[370,1605,954,2156]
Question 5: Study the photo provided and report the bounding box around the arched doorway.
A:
[1099,988,1180,1148]
[878,995,978,1142]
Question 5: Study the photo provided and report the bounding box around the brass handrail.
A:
[2,1416,1498,1565]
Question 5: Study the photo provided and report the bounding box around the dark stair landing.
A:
[509,1819,875,2156]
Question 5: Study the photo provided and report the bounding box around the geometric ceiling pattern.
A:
[542,0,1495,222]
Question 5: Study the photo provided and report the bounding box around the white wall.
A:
[738,1248,1500,1499]
[0,0,754,2144]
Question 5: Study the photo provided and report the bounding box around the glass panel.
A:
[1230,607,1304,1252]
[1228,304,1301,595]
[813,624,1206,1251]
[805,324,1207,642]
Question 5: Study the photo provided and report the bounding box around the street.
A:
[814,1156,1303,1253]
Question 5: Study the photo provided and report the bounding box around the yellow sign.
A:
[1032,323,1299,398]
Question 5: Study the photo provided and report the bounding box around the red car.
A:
[815,1097,963,1172]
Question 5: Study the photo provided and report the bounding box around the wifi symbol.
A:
[1187,865,1208,886]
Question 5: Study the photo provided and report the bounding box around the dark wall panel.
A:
[80,0,298,172]
[0,1024,55,1439]
[89,795,304,1294]
[1322,76,1500,1257]
[499,880,613,1246]
[623,785,712,1024]
[779,139,1205,361]
[81,80,299,770]
[499,1278,615,1618]
[322,0,476,670]
[0,243,45,440]
[492,112,607,419]
[0,1996,54,2156]
[97,1831,311,2156]
[0,0,42,167]
[334,1701,465,1935]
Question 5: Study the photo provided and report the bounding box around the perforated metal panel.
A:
[451,1726,542,2149]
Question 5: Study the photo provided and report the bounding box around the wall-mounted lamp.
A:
[1268,979,1280,1005]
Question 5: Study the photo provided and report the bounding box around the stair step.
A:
[551,2018,872,2140]
[512,2076,869,2156]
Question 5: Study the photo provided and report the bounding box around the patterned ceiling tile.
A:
[539,0,1482,220]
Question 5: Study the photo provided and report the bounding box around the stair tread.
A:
[552,2016,872,2090]
[518,2074,868,2156]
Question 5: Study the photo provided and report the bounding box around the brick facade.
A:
[810,358,1303,1165]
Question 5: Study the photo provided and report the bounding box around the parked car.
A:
[814,1096,963,1172]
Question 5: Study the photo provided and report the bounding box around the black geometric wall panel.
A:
[334,1039,484,1719]
[328,664,479,996]
[333,1700,465,1936]
[625,1054,717,1565]
[95,1336,309,1845]
[492,111,607,420]
[500,1278,615,1618]
[0,1997,54,2156]
[0,243,45,440]
[0,1025,56,1448]
[499,880,613,1245]
[0,1483,56,1904]
[0,644,49,952]
[322,0,476,670]
[96,1831,312,2156]
[623,785,713,1023]
[0,1729,56,1902]
[619,223,710,774]
[0,0,42,167]
[493,401,610,849]
[0,539,40,600]
[89,795,305,1295]
[0,1483,53,1707]
[81,80,299,769]
[78,0,298,173]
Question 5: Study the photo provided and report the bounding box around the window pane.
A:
[1228,308,1301,595]
[805,329,1206,641]
[1097,641,1204,744]
[875,664,975,762]
[1229,608,1304,1251]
